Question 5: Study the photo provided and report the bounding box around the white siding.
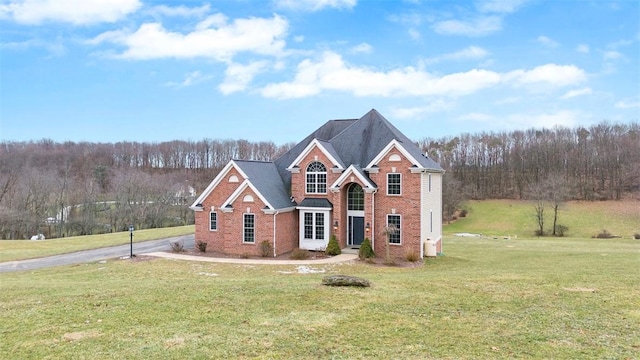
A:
[421,172,443,256]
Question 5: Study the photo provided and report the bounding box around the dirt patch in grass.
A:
[62,330,101,342]
[563,287,597,293]
[357,257,425,268]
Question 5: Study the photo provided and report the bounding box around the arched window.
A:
[306,161,327,194]
[348,183,364,211]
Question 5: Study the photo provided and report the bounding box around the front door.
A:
[348,216,365,247]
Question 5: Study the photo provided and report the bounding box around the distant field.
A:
[0,225,194,262]
[1,236,638,359]
[444,199,640,239]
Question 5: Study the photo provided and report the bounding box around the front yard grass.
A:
[1,236,638,359]
[0,225,194,262]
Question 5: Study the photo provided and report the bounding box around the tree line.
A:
[418,122,640,202]
[0,139,293,240]
[1,121,637,240]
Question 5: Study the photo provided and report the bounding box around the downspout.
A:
[273,211,279,257]
[371,189,377,251]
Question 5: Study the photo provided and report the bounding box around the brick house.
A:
[190,109,443,259]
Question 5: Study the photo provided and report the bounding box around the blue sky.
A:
[1,0,638,145]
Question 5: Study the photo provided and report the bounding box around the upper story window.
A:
[347,183,364,211]
[306,161,327,194]
[387,173,401,195]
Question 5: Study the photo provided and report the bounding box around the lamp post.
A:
[129,225,135,258]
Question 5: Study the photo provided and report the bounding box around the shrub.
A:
[595,229,613,239]
[196,240,207,253]
[326,235,341,256]
[555,225,568,237]
[405,249,420,262]
[259,240,273,257]
[289,248,310,260]
[170,241,184,253]
[358,238,375,259]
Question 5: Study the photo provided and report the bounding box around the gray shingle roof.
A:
[233,160,295,210]
[241,109,442,210]
[297,198,333,209]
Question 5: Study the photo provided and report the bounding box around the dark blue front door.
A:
[349,216,365,247]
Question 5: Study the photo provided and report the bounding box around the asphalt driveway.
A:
[0,235,194,273]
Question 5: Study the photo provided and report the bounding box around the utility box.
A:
[426,239,437,257]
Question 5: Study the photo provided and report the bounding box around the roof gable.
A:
[190,160,248,210]
[330,165,377,193]
[365,139,422,169]
[286,139,345,171]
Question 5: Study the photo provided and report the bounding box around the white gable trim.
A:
[190,160,249,210]
[286,139,344,171]
[221,179,275,211]
[365,139,423,169]
[330,165,377,192]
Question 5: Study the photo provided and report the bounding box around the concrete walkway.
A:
[144,252,358,265]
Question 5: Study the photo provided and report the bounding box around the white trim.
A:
[304,161,328,195]
[221,180,275,210]
[386,214,402,245]
[263,206,296,215]
[299,210,330,250]
[243,213,255,243]
[366,140,423,169]
[386,173,402,196]
[209,211,217,231]
[190,160,249,210]
[286,139,344,171]
[330,165,377,192]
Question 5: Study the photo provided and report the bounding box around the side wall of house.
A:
[274,210,298,256]
[421,171,443,254]
[369,148,422,259]
[194,167,246,254]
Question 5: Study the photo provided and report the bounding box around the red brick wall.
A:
[369,149,422,259]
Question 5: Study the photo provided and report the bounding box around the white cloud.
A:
[423,46,489,65]
[432,16,502,37]
[274,0,356,12]
[603,50,623,61]
[576,44,590,53]
[89,14,288,61]
[0,0,140,25]
[408,28,421,40]
[391,100,454,119]
[477,0,529,14]
[260,51,503,99]
[561,87,592,99]
[148,4,210,18]
[350,42,372,54]
[614,98,640,109]
[508,110,579,129]
[164,71,213,88]
[219,61,269,94]
[260,52,584,100]
[506,64,586,87]
[537,35,559,48]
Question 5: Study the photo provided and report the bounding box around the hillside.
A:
[444,199,640,239]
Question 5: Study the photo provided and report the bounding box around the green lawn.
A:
[0,225,194,262]
[1,236,638,359]
[444,199,640,238]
